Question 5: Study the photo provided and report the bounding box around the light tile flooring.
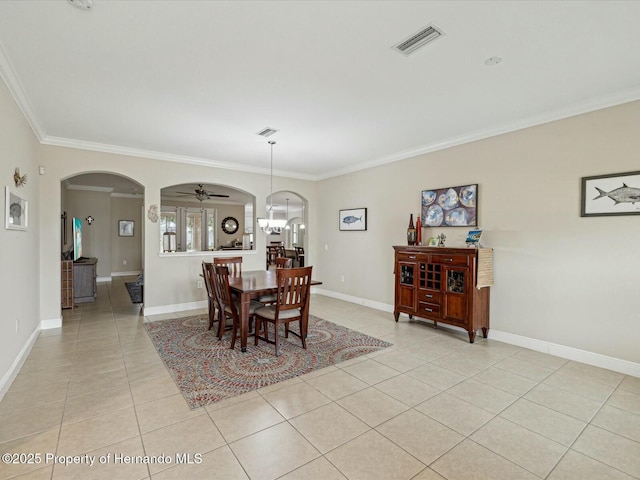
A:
[1,277,639,480]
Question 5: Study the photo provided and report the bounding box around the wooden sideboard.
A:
[73,257,98,304]
[393,246,492,343]
[61,260,74,309]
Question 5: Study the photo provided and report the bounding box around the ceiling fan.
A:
[175,184,230,201]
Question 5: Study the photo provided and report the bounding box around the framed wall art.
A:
[581,170,640,217]
[118,220,135,237]
[339,208,367,231]
[5,186,28,230]
[421,184,477,227]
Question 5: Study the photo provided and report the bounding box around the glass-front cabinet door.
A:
[443,267,468,323]
[396,261,416,312]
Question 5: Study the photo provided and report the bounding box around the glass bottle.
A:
[407,214,416,246]
[415,215,422,245]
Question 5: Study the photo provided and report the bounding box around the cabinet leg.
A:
[433,321,438,329]
[468,330,476,343]
[394,312,399,322]
[482,327,489,338]
[409,314,413,320]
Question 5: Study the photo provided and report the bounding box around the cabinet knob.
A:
[445,258,453,262]
[425,308,433,312]
[425,294,432,298]
[408,255,416,259]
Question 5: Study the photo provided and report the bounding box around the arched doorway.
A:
[264,190,307,268]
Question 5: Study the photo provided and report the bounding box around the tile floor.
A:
[1,277,639,480]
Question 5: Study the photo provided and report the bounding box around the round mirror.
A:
[221,216,239,235]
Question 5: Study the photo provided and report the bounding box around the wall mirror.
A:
[160,183,254,252]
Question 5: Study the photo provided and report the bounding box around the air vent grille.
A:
[394,24,444,56]
[256,127,279,138]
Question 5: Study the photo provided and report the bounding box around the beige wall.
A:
[316,100,640,365]
[111,196,143,274]
[0,76,41,386]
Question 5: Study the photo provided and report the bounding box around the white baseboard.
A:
[489,329,640,378]
[41,317,62,330]
[314,288,394,313]
[96,276,111,283]
[111,271,142,277]
[0,327,40,402]
[143,300,207,317]
[315,289,640,378]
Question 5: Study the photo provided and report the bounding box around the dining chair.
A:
[213,265,263,348]
[201,261,220,332]
[213,256,242,276]
[258,257,293,305]
[254,266,313,356]
[295,246,305,267]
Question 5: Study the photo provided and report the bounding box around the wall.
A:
[0,76,41,393]
[38,147,316,323]
[316,100,640,366]
[110,196,143,274]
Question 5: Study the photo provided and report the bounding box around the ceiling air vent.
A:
[393,24,444,56]
[256,127,279,138]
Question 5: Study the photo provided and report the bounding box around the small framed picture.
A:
[427,236,439,247]
[339,208,367,231]
[118,220,134,237]
[465,229,483,246]
[5,186,28,231]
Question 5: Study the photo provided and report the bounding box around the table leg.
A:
[240,292,250,353]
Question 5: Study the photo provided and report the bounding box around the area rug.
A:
[125,282,143,304]
[144,314,392,409]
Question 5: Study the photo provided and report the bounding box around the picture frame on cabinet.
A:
[427,236,439,247]
[580,170,640,217]
[339,208,367,231]
[421,184,477,227]
[5,186,28,231]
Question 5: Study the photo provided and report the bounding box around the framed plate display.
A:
[421,184,477,227]
[5,186,28,231]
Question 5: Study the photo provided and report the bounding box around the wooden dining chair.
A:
[295,246,305,267]
[213,265,263,348]
[201,261,220,332]
[213,256,242,276]
[254,266,313,356]
[258,257,293,305]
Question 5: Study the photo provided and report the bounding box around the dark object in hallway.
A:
[125,281,143,304]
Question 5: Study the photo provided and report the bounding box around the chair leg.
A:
[300,319,307,349]
[254,318,261,346]
[230,316,238,350]
[216,309,225,340]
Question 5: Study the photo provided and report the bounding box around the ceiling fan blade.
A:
[175,191,195,195]
[207,193,230,198]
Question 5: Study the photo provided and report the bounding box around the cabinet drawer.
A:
[418,302,441,317]
[397,252,424,262]
[418,290,440,303]
[430,254,469,266]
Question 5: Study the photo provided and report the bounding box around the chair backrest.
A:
[213,256,242,276]
[295,246,304,256]
[213,265,237,316]
[202,261,215,301]
[275,266,313,314]
[275,257,293,269]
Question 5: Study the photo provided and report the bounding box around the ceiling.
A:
[1,1,639,180]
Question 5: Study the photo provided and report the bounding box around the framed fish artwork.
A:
[421,184,477,227]
[339,208,367,231]
[581,170,640,217]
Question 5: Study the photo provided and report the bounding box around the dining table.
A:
[228,269,322,352]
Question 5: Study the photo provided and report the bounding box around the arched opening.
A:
[61,172,145,308]
[263,190,307,268]
[160,183,255,252]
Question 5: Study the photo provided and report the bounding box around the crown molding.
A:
[0,41,46,141]
[316,87,640,180]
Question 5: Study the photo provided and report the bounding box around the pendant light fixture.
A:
[257,140,287,233]
[300,200,306,229]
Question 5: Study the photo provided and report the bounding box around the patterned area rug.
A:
[144,314,392,409]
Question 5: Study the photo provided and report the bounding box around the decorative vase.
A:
[416,215,422,245]
[407,214,416,245]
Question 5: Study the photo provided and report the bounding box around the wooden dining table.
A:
[228,269,322,352]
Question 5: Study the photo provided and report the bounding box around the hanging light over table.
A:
[257,140,287,233]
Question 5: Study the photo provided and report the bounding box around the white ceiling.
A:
[1,1,639,180]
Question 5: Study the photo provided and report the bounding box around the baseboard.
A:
[143,300,207,317]
[41,317,62,330]
[96,276,111,283]
[489,329,640,378]
[315,289,640,378]
[111,271,142,277]
[314,288,394,313]
[0,327,40,402]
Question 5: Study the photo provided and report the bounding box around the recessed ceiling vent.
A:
[256,127,279,138]
[393,24,444,56]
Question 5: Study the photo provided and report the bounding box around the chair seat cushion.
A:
[257,294,277,304]
[225,299,263,315]
[254,306,301,320]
